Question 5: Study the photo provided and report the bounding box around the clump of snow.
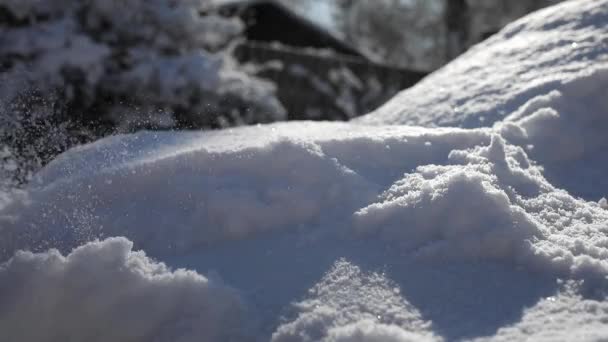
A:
[324,320,436,342]
[474,281,608,341]
[354,136,544,261]
[272,259,438,342]
[600,198,608,210]
[356,0,608,199]
[355,134,608,280]
[497,67,608,198]
[0,237,247,342]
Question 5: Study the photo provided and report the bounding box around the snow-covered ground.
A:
[356,0,608,200]
[1,0,608,341]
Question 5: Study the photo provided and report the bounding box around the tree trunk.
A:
[445,0,470,60]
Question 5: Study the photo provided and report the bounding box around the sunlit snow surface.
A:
[357,0,608,200]
[2,0,608,341]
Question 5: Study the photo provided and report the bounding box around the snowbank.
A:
[1,121,608,340]
[0,237,247,342]
[0,123,489,257]
[2,124,607,280]
[356,0,608,199]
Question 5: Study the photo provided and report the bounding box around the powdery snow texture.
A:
[0,237,247,342]
[1,121,608,341]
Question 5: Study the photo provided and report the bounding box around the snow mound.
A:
[356,0,608,199]
[324,321,436,342]
[272,259,438,342]
[0,123,491,257]
[0,126,377,256]
[1,121,608,339]
[0,237,247,342]
[2,124,608,280]
[498,67,608,198]
[474,281,608,342]
[356,134,608,280]
[358,0,608,128]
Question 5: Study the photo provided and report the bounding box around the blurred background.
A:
[0,0,563,187]
[219,0,564,122]
[240,0,563,71]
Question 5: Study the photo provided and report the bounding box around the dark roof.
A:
[218,0,365,58]
[217,0,428,122]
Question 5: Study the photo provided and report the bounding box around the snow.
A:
[357,0,608,128]
[271,260,438,342]
[0,237,247,342]
[1,0,608,341]
[474,281,608,341]
[356,0,608,199]
[1,122,608,340]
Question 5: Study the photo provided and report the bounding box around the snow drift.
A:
[357,0,608,200]
[1,122,608,340]
[2,124,608,280]
[1,0,608,341]
[271,259,438,342]
[0,237,247,342]
[357,0,608,128]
